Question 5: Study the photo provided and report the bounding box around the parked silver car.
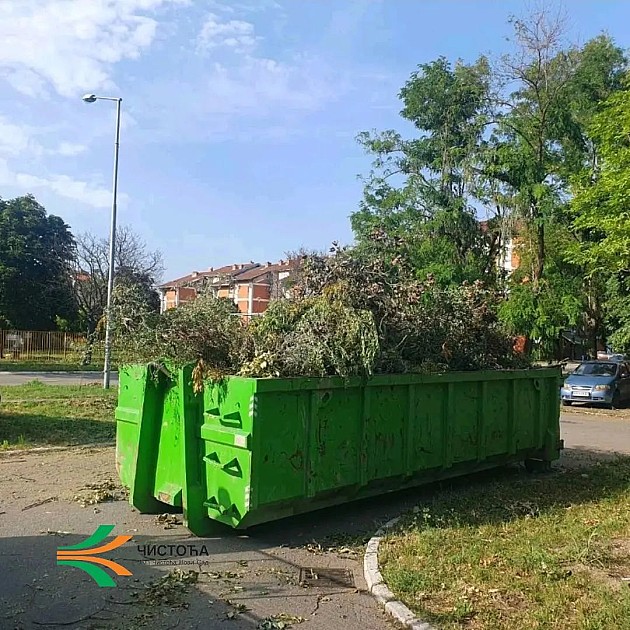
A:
[560,360,630,409]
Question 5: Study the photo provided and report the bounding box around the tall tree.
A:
[353,56,497,285]
[488,13,626,355]
[568,77,630,352]
[568,77,630,272]
[488,9,577,287]
[352,8,628,358]
[0,194,76,330]
[561,36,627,354]
[73,226,163,332]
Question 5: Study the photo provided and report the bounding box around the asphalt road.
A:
[560,407,630,456]
[0,371,118,386]
[0,403,628,629]
[0,448,394,630]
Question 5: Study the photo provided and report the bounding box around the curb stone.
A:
[364,516,436,630]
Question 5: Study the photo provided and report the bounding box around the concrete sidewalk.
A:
[0,371,118,386]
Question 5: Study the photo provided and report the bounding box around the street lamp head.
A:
[82,94,97,103]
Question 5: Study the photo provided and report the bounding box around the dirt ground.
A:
[1,408,629,630]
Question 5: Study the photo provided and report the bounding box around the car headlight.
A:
[593,384,611,391]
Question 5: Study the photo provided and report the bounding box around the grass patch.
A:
[0,381,117,448]
[381,460,630,630]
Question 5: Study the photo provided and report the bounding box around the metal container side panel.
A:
[307,387,365,493]
[252,369,561,393]
[152,378,184,507]
[541,373,562,458]
[482,379,512,458]
[247,389,311,508]
[407,377,558,469]
[513,373,562,456]
[128,367,562,532]
[407,382,449,471]
[443,380,480,466]
[115,365,148,490]
[249,369,561,516]
[115,365,170,513]
[513,378,537,453]
[191,378,256,529]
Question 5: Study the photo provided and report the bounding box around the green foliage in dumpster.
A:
[112,292,249,381]
[239,295,379,378]
[112,237,529,380]
[277,239,528,375]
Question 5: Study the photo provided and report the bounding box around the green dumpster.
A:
[115,365,562,533]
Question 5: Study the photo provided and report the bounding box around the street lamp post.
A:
[82,94,122,389]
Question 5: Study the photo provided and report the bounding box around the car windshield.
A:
[574,362,617,377]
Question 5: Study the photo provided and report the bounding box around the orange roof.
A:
[158,263,259,289]
[233,261,293,282]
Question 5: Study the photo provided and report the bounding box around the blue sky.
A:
[1,0,629,281]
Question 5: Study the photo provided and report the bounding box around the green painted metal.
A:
[115,366,562,532]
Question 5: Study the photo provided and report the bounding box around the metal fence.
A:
[0,330,102,363]
[0,316,266,364]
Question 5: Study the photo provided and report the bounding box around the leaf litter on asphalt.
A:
[140,569,199,609]
[155,513,181,529]
[73,477,128,506]
[257,613,307,629]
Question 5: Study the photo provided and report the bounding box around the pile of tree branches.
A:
[274,239,528,375]
[113,237,528,380]
[112,291,248,380]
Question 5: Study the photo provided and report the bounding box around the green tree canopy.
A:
[0,194,77,330]
[569,79,630,273]
[353,56,496,285]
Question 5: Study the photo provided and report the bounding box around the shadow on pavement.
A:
[4,449,624,629]
[0,534,261,629]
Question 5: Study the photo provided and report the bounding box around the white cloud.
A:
[204,55,334,115]
[0,0,181,209]
[0,117,42,156]
[196,13,258,54]
[0,158,124,208]
[182,11,335,130]
[205,0,281,16]
[0,115,114,207]
[54,142,88,157]
[0,117,88,158]
[0,0,187,98]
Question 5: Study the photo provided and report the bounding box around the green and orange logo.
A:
[57,525,132,587]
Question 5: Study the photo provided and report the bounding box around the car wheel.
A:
[525,459,552,473]
[561,400,572,407]
[610,391,621,410]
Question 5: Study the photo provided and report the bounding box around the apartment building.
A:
[158,260,294,315]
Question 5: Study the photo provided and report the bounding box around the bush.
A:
[113,293,248,379]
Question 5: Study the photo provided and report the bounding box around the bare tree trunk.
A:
[535,222,545,285]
